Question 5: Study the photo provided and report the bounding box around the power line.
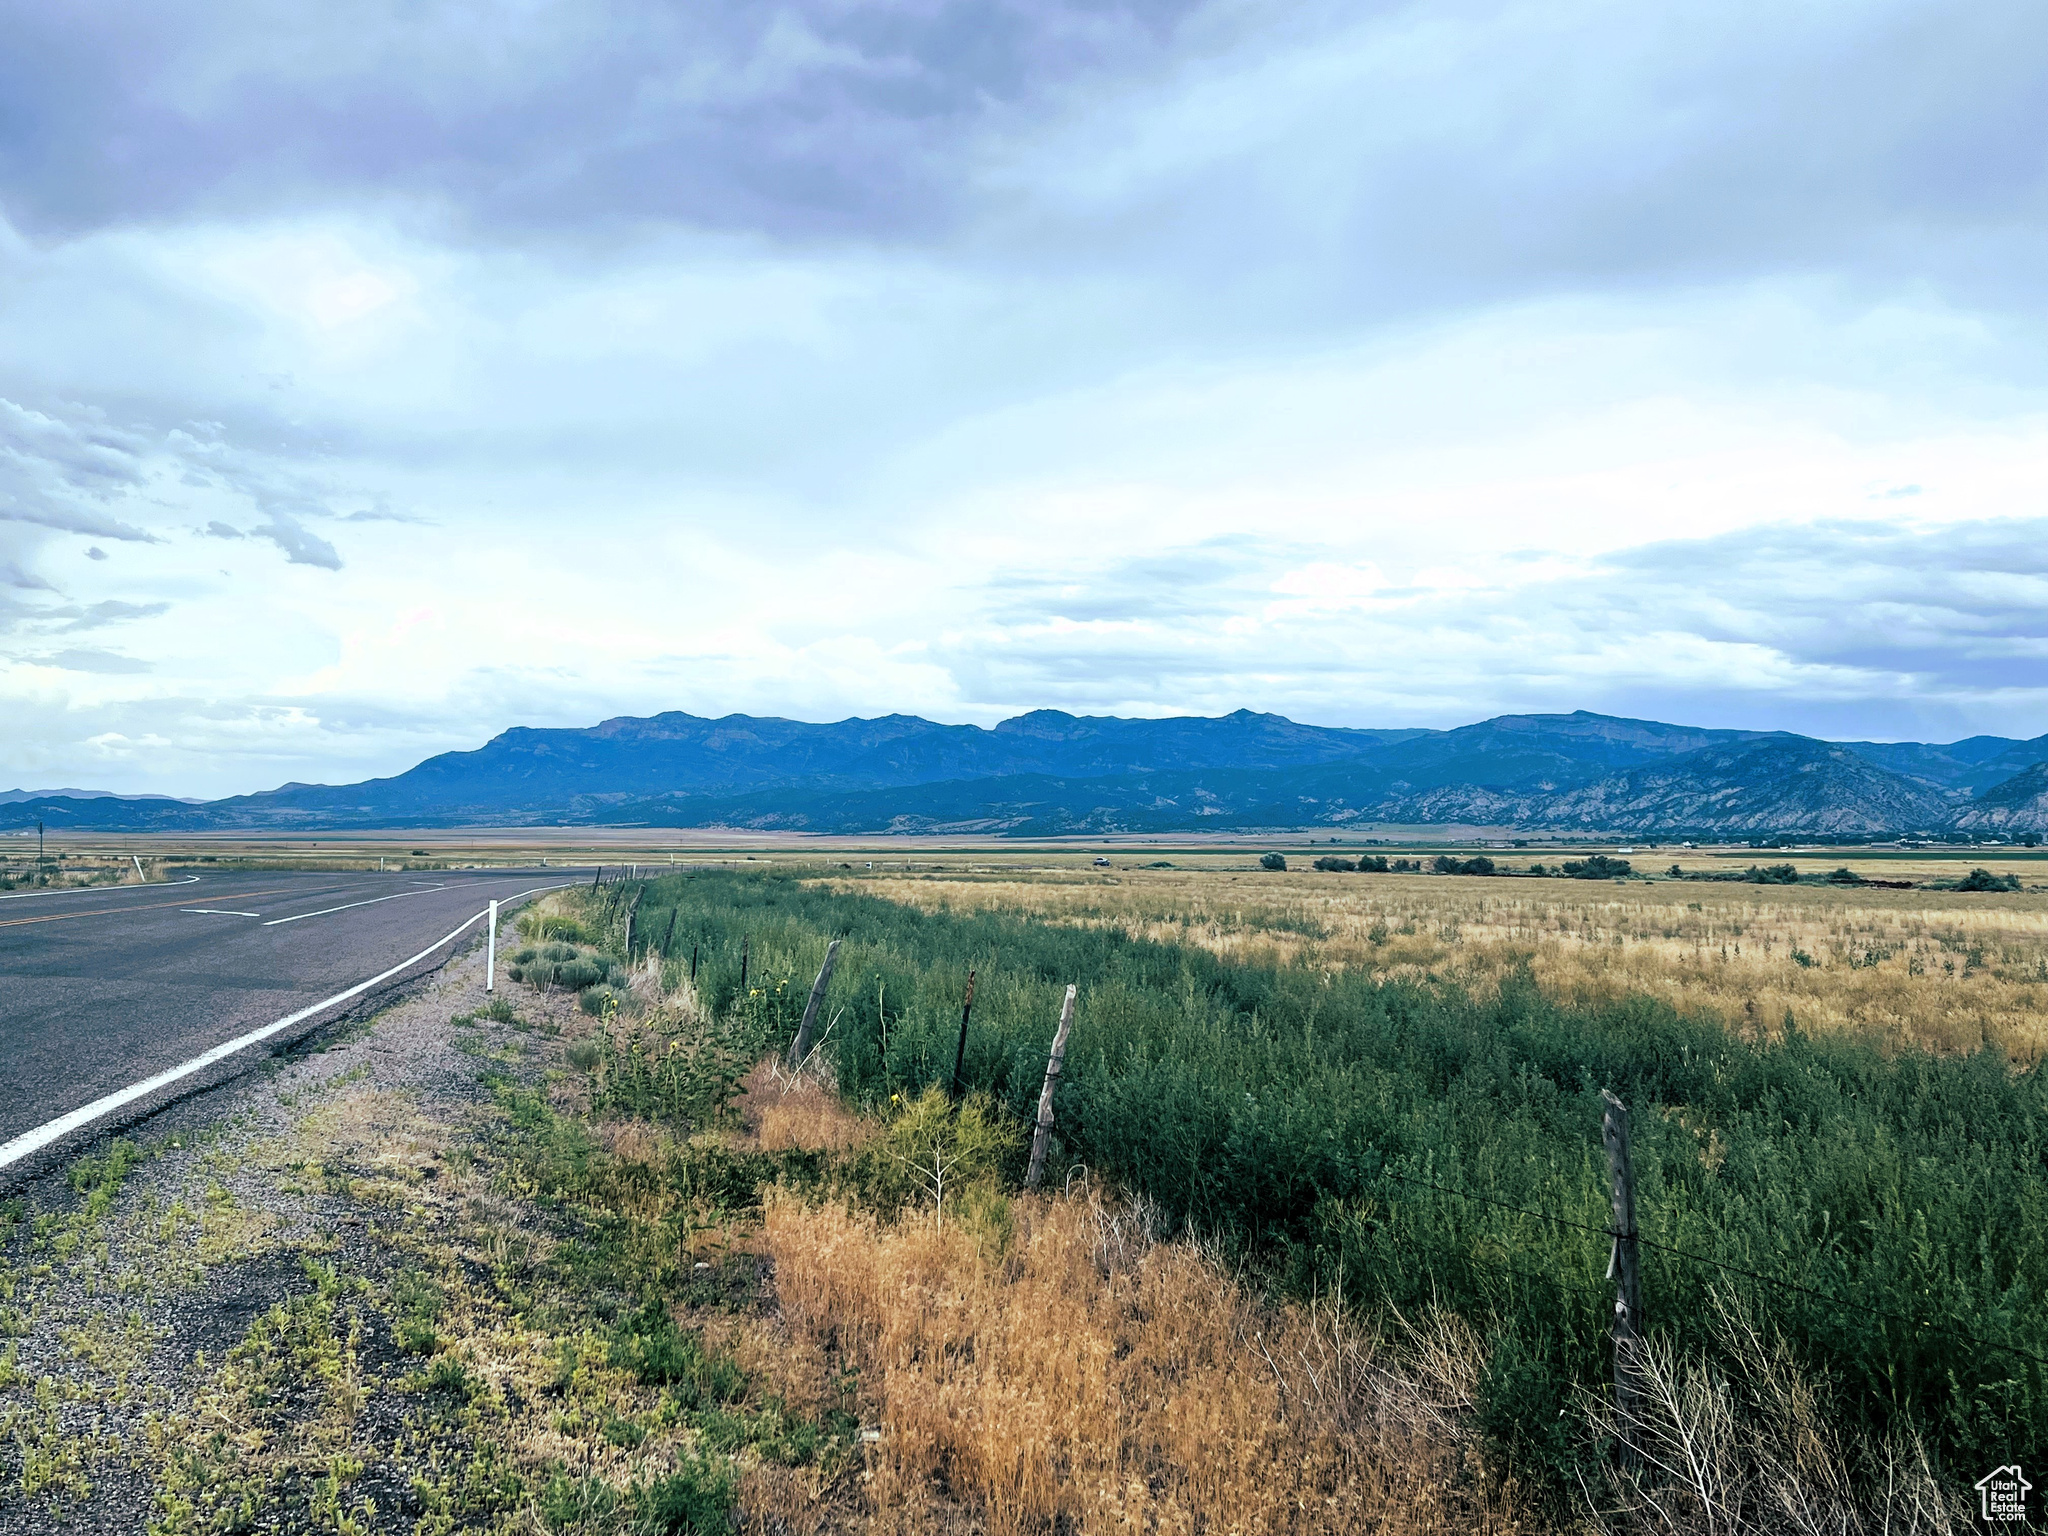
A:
[1370,1167,2048,1372]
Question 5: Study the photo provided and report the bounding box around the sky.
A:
[2,0,2045,798]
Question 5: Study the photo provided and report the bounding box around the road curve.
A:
[0,866,586,1179]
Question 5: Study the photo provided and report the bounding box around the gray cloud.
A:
[1,0,2038,349]
[986,534,1282,623]
[1596,519,2048,694]
[203,521,244,539]
[31,648,153,674]
[250,511,342,570]
[0,0,1192,243]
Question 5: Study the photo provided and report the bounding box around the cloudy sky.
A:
[3,0,2045,796]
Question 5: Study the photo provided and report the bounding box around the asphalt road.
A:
[0,866,586,1174]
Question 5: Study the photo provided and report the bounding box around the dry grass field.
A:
[832,867,2048,1061]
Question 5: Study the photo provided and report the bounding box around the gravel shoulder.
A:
[0,941,614,1533]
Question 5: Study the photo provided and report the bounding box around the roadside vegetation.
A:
[0,854,163,891]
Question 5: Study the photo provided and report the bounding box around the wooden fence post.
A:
[948,970,977,1101]
[789,938,843,1067]
[1025,985,1078,1189]
[739,935,749,991]
[690,942,699,983]
[1602,1089,1644,1470]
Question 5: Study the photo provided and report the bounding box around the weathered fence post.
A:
[739,935,749,991]
[1602,1089,1644,1470]
[690,942,699,983]
[1025,985,1078,1190]
[591,867,602,892]
[662,908,678,957]
[948,970,977,1101]
[789,938,843,1067]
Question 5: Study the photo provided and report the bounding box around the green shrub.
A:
[391,1268,444,1356]
[1258,852,1287,870]
[630,1452,737,1535]
[1745,862,1801,884]
[578,981,623,1014]
[862,1087,1020,1218]
[519,912,592,944]
[1560,854,1632,879]
[590,1006,762,1124]
[508,943,614,992]
[607,1302,745,1407]
[1312,856,1357,872]
[1955,868,2022,892]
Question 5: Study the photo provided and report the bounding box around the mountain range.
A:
[6,709,2048,838]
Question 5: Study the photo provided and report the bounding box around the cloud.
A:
[939,515,2048,741]
[28,648,153,674]
[203,520,244,538]
[85,545,106,559]
[0,0,1192,243]
[57,599,171,632]
[250,510,342,569]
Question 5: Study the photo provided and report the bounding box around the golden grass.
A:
[761,1190,1525,1536]
[832,869,2048,1060]
[736,1060,872,1154]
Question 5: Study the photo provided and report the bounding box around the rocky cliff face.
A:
[1951,762,2048,834]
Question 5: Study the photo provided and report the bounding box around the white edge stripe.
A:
[0,880,572,1171]
[262,884,451,926]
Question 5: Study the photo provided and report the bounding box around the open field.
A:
[17,826,2048,885]
[836,864,2048,1059]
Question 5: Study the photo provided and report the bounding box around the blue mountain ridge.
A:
[6,709,2047,835]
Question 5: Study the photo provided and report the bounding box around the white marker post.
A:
[132,855,145,881]
[486,899,499,993]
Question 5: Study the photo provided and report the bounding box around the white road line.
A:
[0,880,575,1172]
[0,876,199,903]
[261,884,451,927]
[183,909,261,918]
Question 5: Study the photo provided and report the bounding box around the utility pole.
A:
[1602,1089,1644,1471]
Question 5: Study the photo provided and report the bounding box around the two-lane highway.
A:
[0,866,583,1175]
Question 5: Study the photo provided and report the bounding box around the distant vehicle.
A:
[1093,856,1111,867]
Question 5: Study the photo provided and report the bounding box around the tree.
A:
[1259,852,1287,871]
[1955,867,2021,892]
